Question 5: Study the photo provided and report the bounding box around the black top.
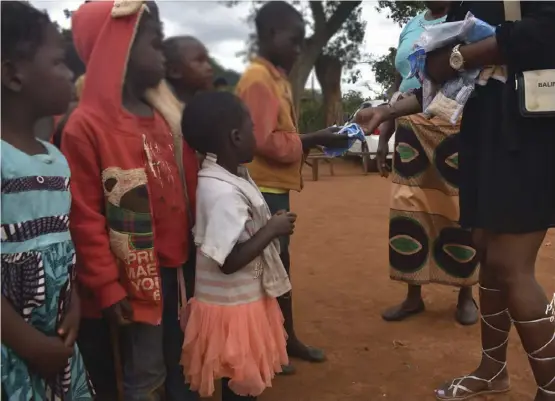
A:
[448,1,555,72]
[414,1,555,143]
[421,2,555,233]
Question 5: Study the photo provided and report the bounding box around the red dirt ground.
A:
[253,159,554,401]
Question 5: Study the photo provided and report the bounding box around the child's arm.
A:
[60,117,130,323]
[238,81,303,164]
[199,191,296,275]
[1,296,72,379]
[221,211,296,274]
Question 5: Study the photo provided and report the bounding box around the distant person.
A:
[1,2,93,400]
[164,35,214,104]
[180,90,293,400]
[50,74,85,148]
[214,76,228,91]
[62,2,199,400]
[376,0,479,326]
[34,74,84,143]
[235,0,348,374]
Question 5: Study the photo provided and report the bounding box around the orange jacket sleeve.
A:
[239,82,303,164]
[61,117,127,310]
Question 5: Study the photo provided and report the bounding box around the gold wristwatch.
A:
[449,44,465,71]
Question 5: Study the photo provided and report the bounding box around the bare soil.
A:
[256,159,555,401]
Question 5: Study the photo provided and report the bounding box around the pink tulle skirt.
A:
[181,297,288,397]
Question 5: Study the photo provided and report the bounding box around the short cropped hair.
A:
[254,1,302,37]
[1,1,52,61]
[181,91,246,155]
[213,77,228,88]
[162,35,198,67]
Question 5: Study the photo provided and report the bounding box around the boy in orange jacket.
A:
[235,1,348,375]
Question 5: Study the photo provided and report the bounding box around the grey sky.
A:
[32,1,403,96]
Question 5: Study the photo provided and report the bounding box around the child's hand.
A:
[58,292,81,347]
[103,298,134,326]
[29,335,73,380]
[268,210,297,237]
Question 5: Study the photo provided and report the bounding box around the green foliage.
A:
[320,1,366,82]
[368,2,425,93]
[226,1,365,83]
[298,89,369,132]
[342,90,368,116]
[298,97,325,134]
[375,1,425,26]
[210,58,241,86]
[370,47,397,94]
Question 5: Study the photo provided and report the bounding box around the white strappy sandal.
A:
[512,315,555,397]
[435,286,511,400]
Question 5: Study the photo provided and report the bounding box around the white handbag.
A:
[504,1,555,117]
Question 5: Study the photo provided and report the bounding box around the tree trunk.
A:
[288,1,362,119]
[315,54,343,126]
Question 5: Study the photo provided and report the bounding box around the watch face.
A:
[450,53,464,71]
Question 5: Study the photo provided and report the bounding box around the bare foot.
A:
[435,366,510,400]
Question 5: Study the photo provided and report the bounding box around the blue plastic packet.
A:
[322,123,366,158]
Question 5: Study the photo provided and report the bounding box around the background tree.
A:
[228,0,363,118]
[210,59,241,87]
[367,1,425,95]
[314,2,365,126]
[369,47,397,98]
[375,1,425,26]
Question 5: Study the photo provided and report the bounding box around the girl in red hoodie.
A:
[61,1,198,400]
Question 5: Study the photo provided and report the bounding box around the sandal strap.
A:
[443,285,510,398]
[511,314,555,394]
[511,316,555,361]
[447,371,505,397]
[539,375,555,395]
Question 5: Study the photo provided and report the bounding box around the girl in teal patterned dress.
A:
[1,2,93,400]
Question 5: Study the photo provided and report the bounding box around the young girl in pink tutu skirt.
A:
[179,91,296,400]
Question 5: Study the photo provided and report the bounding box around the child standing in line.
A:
[61,1,199,400]
[1,2,93,400]
[180,91,295,400]
[163,36,214,104]
[235,0,349,374]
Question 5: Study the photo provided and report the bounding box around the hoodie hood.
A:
[72,0,148,122]
[72,1,183,151]
[71,0,190,222]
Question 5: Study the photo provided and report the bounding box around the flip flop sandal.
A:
[278,364,296,376]
[455,299,479,326]
[288,345,326,363]
[381,302,425,322]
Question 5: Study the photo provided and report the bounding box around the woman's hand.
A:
[354,105,392,135]
[425,45,458,84]
[376,120,395,178]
